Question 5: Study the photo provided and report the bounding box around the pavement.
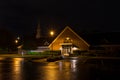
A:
[0,54,46,58]
[1,54,120,60]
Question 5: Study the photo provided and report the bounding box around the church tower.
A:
[36,22,41,39]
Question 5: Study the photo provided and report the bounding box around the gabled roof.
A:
[49,26,90,47]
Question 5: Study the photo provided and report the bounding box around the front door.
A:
[61,43,73,57]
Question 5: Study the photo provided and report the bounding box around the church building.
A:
[48,26,90,56]
[34,22,90,56]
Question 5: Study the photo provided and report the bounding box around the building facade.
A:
[49,26,90,56]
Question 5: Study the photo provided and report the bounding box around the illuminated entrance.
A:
[61,37,73,57]
[61,43,73,56]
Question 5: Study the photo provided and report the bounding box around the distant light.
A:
[50,31,54,36]
[17,37,20,40]
[15,40,18,44]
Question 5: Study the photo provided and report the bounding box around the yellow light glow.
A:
[72,47,78,50]
[50,31,54,36]
[66,37,70,40]
[12,58,23,80]
[15,40,18,44]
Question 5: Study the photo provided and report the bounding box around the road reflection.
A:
[36,59,80,80]
[0,58,25,80]
[0,58,91,80]
[11,58,24,80]
[0,57,120,80]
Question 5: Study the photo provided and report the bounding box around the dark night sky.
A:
[0,0,119,37]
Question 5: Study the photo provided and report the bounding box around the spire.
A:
[36,21,41,39]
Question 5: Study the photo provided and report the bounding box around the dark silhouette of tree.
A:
[22,35,37,50]
[0,28,15,51]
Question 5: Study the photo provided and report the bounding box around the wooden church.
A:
[48,26,90,56]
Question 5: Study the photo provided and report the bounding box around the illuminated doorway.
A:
[61,37,73,57]
[61,43,73,56]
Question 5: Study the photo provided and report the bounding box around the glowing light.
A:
[50,31,54,36]
[64,53,69,56]
[59,47,62,50]
[71,60,77,72]
[72,47,78,50]
[15,40,18,44]
[66,37,70,40]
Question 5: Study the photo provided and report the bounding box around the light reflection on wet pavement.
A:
[0,57,120,80]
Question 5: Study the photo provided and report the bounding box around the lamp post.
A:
[15,37,20,45]
[50,31,54,37]
[50,30,54,56]
[15,36,22,54]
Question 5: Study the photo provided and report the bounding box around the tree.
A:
[22,35,37,50]
[0,28,15,51]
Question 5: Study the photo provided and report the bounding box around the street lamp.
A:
[15,39,18,44]
[15,36,23,54]
[50,30,54,56]
[50,31,54,37]
[15,36,20,44]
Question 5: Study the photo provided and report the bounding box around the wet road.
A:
[0,57,120,80]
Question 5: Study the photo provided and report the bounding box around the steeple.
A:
[36,21,41,39]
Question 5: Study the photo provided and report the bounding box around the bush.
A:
[27,51,41,55]
[43,50,61,55]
